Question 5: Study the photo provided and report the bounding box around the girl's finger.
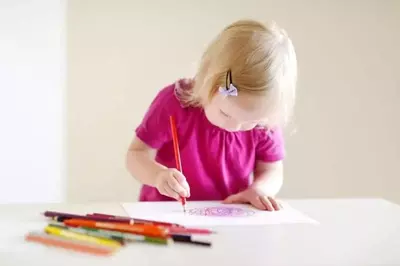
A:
[223,192,246,204]
[250,196,267,210]
[172,170,191,197]
[260,196,274,211]
[167,175,188,197]
[275,199,284,210]
[163,184,180,200]
[268,197,281,211]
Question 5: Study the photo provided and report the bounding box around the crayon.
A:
[25,232,115,256]
[45,225,122,249]
[167,227,214,235]
[64,219,168,238]
[169,115,187,212]
[88,213,184,227]
[45,211,183,227]
[82,227,168,245]
[45,211,133,224]
[171,234,212,247]
[48,222,125,245]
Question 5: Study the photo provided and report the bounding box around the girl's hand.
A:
[155,168,190,200]
[223,187,282,211]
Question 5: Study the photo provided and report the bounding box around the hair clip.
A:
[218,70,238,97]
[218,84,238,96]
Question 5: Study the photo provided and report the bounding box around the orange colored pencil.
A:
[64,219,168,238]
[25,232,114,256]
[169,115,187,212]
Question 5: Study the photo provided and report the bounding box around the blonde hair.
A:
[176,19,297,128]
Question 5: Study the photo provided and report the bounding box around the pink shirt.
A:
[135,82,285,201]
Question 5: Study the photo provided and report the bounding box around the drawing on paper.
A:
[187,206,255,217]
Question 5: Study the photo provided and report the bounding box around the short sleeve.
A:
[135,84,181,149]
[255,127,285,163]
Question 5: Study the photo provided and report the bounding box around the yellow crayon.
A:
[44,226,122,249]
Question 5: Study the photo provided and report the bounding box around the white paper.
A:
[122,201,318,227]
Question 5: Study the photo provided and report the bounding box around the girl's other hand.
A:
[223,187,282,211]
[155,168,190,200]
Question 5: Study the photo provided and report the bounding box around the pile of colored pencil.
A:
[25,211,213,256]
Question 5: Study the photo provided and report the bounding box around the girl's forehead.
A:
[216,93,269,121]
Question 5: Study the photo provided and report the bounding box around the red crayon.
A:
[86,213,184,227]
[169,115,187,212]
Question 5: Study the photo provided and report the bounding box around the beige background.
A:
[67,0,400,203]
[0,0,66,203]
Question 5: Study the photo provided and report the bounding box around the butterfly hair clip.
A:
[218,70,238,97]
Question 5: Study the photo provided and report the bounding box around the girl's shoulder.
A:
[144,79,200,131]
[252,126,283,141]
[135,79,196,149]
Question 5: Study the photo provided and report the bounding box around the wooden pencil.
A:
[25,232,115,256]
[169,115,187,212]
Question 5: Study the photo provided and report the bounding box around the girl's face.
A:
[204,92,269,132]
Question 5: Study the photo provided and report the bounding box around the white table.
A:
[1,199,399,266]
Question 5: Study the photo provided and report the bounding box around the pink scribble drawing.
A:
[187,206,255,217]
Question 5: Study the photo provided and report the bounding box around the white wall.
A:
[67,0,400,203]
[0,0,66,203]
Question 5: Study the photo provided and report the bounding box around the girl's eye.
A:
[220,110,230,118]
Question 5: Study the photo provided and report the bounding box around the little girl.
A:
[127,19,297,211]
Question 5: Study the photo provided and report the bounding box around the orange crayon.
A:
[64,219,168,238]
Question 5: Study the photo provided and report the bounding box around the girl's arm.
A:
[224,160,283,210]
[252,160,284,196]
[126,137,167,186]
[127,136,190,199]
